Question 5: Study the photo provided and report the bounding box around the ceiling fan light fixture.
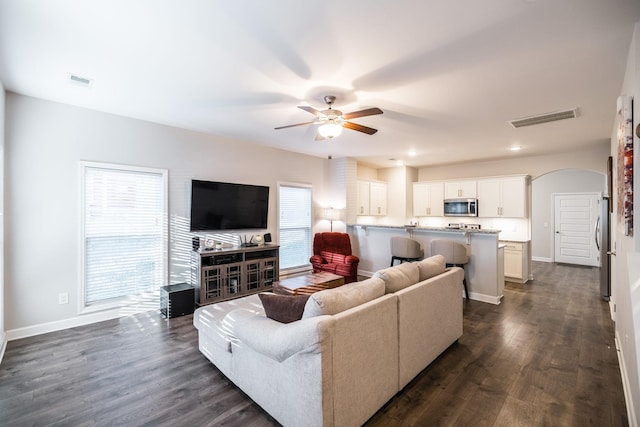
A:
[275,95,381,137]
[318,122,343,138]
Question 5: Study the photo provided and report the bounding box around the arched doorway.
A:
[531,169,605,263]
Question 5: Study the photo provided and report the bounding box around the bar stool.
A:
[390,236,424,267]
[430,239,470,300]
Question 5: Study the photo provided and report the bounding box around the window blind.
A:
[279,184,312,270]
[82,164,166,307]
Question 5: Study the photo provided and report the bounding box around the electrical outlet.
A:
[58,292,69,305]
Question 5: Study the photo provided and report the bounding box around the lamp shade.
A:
[324,207,339,221]
[318,122,343,138]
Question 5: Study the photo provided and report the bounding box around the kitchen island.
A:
[348,225,505,304]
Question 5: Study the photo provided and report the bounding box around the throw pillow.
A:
[374,261,420,293]
[417,254,446,281]
[258,292,310,324]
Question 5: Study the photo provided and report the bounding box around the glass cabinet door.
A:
[262,258,278,288]
[202,266,223,301]
[245,261,261,291]
[224,263,243,297]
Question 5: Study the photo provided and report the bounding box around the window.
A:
[81,162,167,310]
[278,183,312,272]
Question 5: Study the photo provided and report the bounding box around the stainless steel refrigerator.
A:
[596,196,611,301]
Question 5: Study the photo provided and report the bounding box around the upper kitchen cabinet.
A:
[477,175,528,218]
[370,181,388,216]
[357,180,371,215]
[413,181,444,216]
[445,180,477,199]
[357,180,387,216]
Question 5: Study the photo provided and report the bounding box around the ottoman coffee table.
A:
[272,272,345,295]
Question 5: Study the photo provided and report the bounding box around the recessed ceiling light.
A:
[408,150,417,157]
[396,160,404,166]
[510,146,522,151]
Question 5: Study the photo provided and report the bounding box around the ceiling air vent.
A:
[509,108,578,128]
[68,73,94,87]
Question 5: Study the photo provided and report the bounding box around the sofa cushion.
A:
[302,277,385,318]
[193,293,265,352]
[374,262,420,293]
[259,293,310,323]
[417,254,446,281]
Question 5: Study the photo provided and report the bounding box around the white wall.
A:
[614,22,640,425]
[418,144,609,181]
[4,93,328,335]
[531,169,605,261]
[322,157,351,233]
[0,81,5,359]
[378,166,414,226]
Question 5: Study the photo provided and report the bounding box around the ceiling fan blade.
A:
[343,121,378,135]
[274,121,317,130]
[298,105,322,116]
[343,107,383,120]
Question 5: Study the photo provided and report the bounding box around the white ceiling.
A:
[1,0,639,168]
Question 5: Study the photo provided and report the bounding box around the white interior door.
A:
[553,193,600,266]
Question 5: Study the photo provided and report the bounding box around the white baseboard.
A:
[0,331,6,365]
[6,307,151,341]
[616,331,638,427]
[357,269,375,278]
[532,256,552,262]
[609,300,616,322]
[468,292,502,305]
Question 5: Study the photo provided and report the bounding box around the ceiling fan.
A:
[275,96,383,139]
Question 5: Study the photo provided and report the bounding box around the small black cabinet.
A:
[160,283,195,318]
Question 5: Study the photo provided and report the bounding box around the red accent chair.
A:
[310,232,360,283]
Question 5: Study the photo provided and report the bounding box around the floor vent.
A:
[509,108,578,128]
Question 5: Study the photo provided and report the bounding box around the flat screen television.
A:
[190,180,269,231]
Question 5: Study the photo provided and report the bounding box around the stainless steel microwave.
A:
[444,198,478,217]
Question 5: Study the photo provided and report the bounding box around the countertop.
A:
[349,224,501,235]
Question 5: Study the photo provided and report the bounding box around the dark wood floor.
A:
[0,262,628,426]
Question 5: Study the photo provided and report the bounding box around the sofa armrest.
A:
[227,309,334,362]
[345,255,359,265]
[310,255,325,264]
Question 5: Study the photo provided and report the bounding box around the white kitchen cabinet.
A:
[357,180,387,216]
[477,176,527,218]
[370,181,387,216]
[413,181,444,216]
[357,180,371,215]
[445,180,477,199]
[501,241,529,283]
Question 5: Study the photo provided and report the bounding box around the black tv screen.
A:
[190,180,269,231]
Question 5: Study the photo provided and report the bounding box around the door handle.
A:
[607,251,617,256]
[555,231,560,234]
[595,216,601,250]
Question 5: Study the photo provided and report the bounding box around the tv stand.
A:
[191,244,279,306]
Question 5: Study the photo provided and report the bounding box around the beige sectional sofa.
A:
[193,255,464,427]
